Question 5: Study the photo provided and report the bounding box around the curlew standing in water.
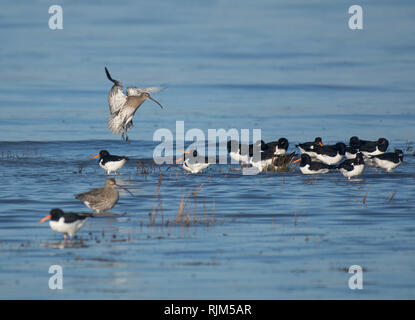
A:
[105,67,164,142]
[75,178,132,214]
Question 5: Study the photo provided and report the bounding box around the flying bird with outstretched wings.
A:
[105,67,164,142]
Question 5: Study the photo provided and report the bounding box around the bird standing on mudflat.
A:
[105,67,164,142]
[90,150,128,175]
[75,178,132,214]
[39,208,92,242]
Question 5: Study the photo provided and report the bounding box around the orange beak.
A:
[291,158,301,165]
[175,150,191,163]
[319,142,323,147]
[90,154,100,159]
[39,214,51,223]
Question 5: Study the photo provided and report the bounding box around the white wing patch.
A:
[108,85,127,115]
[126,86,164,96]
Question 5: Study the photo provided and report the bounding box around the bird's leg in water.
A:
[126,135,130,144]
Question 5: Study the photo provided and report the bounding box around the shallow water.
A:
[1,0,415,299]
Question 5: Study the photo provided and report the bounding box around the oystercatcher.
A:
[266,137,289,155]
[349,136,389,157]
[176,150,211,173]
[227,140,268,165]
[314,142,346,165]
[295,137,323,158]
[292,154,335,175]
[76,178,132,214]
[345,146,359,159]
[338,152,365,179]
[105,67,164,142]
[250,148,275,172]
[90,150,128,175]
[371,149,404,172]
[39,208,91,242]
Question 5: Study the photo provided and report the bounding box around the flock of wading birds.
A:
[39,68,405,242]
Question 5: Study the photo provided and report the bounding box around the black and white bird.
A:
[250,148,276,172]
[90,150,128,175]
[314,142,346,165]
[345,146,359,159]
[176,150,211,174]
[296,137,323,158]
[39,208,91,242]
[227,140,268,165]
[292,153,335,175]
[349,136,389,157]
[337,152,365,179]
[371,149,404,172]
[105,67,164,142]
[266,138,289,155]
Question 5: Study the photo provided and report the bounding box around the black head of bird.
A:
[314,137,323,146]
[349,136,360,149]
[291,153,311,166]
[394,149,404,160]
[277,138,289,150]
[377,138,389,152]
[355,152,365,165]
[335,142,347,155]
[39,208,65,223]
[90,150,109,160]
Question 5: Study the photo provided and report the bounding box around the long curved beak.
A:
[148,96,164,109]
[114,184,133,196]
[291,158,301,165]
[39,214,51,223]
[90,154,100,159]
